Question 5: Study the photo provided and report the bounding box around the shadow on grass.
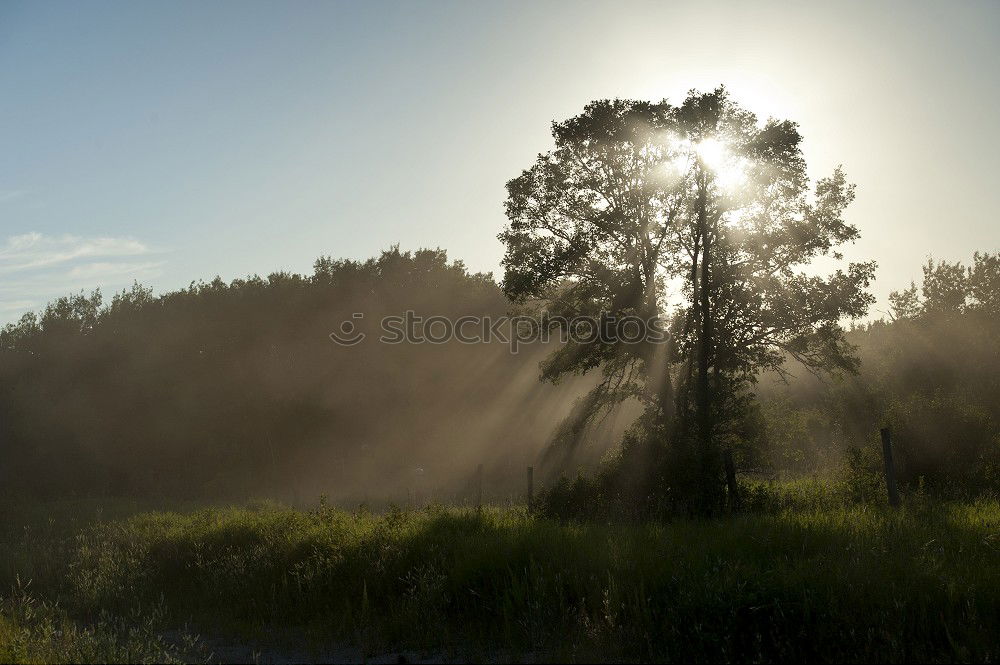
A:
[50,501,1000,662]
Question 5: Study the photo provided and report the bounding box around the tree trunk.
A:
[695,171,718,510]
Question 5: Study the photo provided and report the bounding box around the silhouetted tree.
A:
[501,87,874,510]
[889,282,922,320]
[500,99,683,466]
[969,252,1000,315]
[921,259,968,314]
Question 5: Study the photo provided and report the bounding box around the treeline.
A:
[0,248,599,502]
[3,247,997,504]
[759,252,1000,494]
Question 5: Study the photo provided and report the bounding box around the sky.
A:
[1,0,998,323]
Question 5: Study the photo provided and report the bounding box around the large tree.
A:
[500,88,874,509]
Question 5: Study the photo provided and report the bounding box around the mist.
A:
[753,254,1000,493]
[0,247,639,506]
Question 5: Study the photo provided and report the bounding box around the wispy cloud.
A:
[0,190,26,204]
[0,233,152,274]
[67,260,166,281]
[0,300,37,313]
[0,232,164,323]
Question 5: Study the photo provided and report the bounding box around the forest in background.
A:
[1,247,997,506]
[757,253,1000,494]
[0,247,617,503]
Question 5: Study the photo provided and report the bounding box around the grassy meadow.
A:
[3,487,1000,663]
[5,1,1000,661]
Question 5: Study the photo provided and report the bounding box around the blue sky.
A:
[2,0,999,321]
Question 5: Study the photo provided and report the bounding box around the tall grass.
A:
[45,499,1000,662]
[0,582,202,665]
[0,498,208,664]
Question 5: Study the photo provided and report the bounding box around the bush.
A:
[887,394,1000,495]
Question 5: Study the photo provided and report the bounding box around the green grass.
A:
[0,585,201,665]
[0,498,208,664]
[4,496,1000,662]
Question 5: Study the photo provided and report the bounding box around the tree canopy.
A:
[500,87,875,510]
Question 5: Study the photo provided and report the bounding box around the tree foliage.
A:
[500,88,875,508]
[762,251,1000,495]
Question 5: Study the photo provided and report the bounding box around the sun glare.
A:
[654,136,748,192]
[695,137,747,191]
[694,138,727,169]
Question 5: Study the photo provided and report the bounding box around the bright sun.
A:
[694,138,727,169]
[694,137,747,190]
[656,135,750,193]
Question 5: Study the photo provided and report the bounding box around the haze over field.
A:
[4,2,1000,663]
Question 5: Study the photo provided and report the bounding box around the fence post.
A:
[880,427,900,508]
[527,466,534,512]
[723,448,739,512]
[476,464,483,511]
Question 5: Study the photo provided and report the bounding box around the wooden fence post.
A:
[476,463,484,511]
[723,448,739,511]
[880,427,900,508]
[527,466,534,512]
